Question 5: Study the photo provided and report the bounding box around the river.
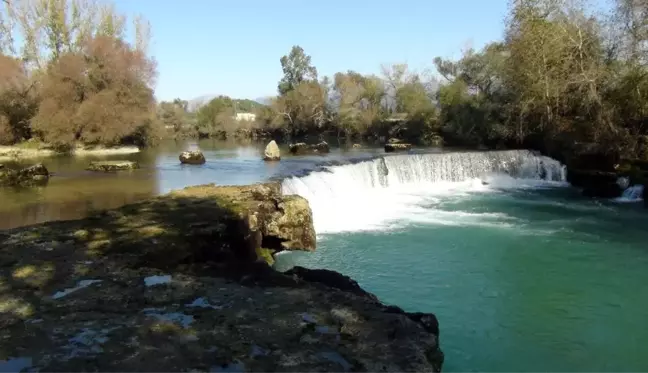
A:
[0,139,382,230]
[1,140,647,371]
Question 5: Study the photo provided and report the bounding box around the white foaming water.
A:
[615,184,645,203]
[281,150,568,234]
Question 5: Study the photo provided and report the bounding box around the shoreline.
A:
[0,145,140,162]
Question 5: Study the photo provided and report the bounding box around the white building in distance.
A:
[234,112,256,121]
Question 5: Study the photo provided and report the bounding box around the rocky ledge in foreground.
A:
[0,183,443,372]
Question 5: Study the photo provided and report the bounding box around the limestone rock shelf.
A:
[0,183,443,372]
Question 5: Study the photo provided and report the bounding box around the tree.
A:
[195,95,237,138]
[31,35,157,147]
[0,0,157,147]
[0,53,38,144]
[278,45,318,95]
[158,98,192,135]
[275,80,329,137]
[331,71,386,137]
[435,43,513,146]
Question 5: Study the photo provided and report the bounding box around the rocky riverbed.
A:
[0,183,443,372]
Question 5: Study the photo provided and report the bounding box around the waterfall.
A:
[282,150,567,197]
[615,185,645,203]
[281,150,568,234]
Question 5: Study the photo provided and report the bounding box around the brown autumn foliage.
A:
[31,35,158,148]
[0,54,38,144]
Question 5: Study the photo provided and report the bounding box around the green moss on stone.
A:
[256,247,276,266]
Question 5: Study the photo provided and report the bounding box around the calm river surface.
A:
[0,139,382,230]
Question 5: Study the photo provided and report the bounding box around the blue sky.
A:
[113,0,509,102]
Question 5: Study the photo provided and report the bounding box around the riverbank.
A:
[0,144,140,162]
[0,182,444,372]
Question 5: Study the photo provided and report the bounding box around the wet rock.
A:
[265,196,316,251]
[179,151,206,165]
[285,267,378,301]
[289,143,309,154]
[384,143,412,153]
[86,160,139,172]
[428,133,444,147]
[289,141,330,155]
[0,163,50,187]
[567,169,623,198]
[263,140,280,161]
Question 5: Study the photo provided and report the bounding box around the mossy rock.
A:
[289,141,330,155]
[179,151,206,165]
[385,143,412,153]
[87,161,139,172]
[0,163,50,187]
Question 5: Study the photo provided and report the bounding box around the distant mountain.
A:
[187,94,217,112]
[254,96,274,106]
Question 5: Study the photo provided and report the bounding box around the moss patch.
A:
[255,247,276,266]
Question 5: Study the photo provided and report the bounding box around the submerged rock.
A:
[179,151,206,165]
[384,143,412,153]
[289,141,330,155]
[263,140,281,161]
[0,163,49,187]
[86,160,139,172]
[0,182,443,372]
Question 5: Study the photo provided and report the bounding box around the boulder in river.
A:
[384,143,412,153]
[567,169,623,198]
[263,140,280,161]
[428,133,444,147]
[289,141,330,155]
[0,163,49,187]
[86,160,139,172]
[0,182,443,372]
[179,151,206,165]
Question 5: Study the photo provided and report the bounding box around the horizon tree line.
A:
[2,0,647,170]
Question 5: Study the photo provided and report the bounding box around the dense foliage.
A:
[0,0,157,148]
[157,97,264,139]
[433,0,648,167]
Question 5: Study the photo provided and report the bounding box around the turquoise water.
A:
[277,151,648,372]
